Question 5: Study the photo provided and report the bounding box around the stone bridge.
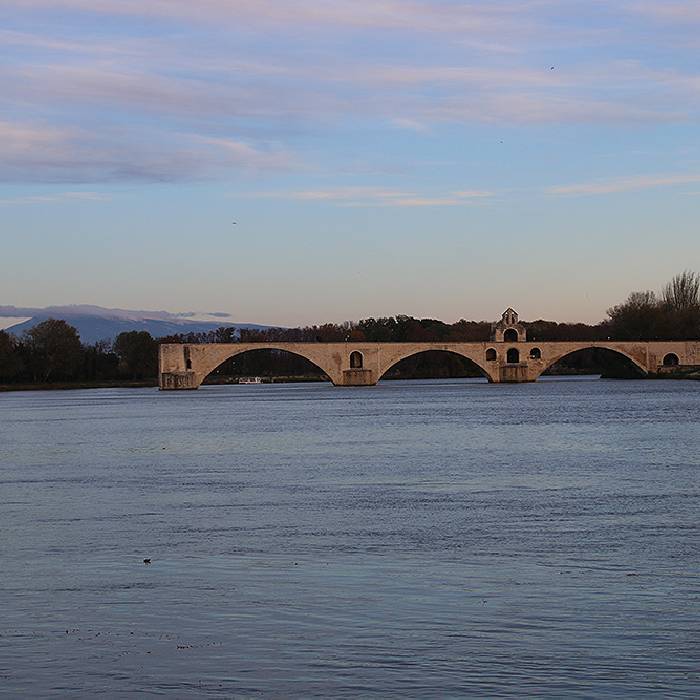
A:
[159,309,700,390]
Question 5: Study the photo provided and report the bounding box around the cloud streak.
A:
[250,187,493,207]
[7,0,542,34]
[3,1,700,184]
[547,173,700,195]
[0,191,110,205]
[0,120,296,183]
[628,2,700,23]
[4,57,694,127]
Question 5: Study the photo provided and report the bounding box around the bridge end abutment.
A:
[159,371,199,390]
[159,344,202,390]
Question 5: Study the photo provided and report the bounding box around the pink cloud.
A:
[0,191,110,205]
[9,0,537,34]
[547,173,700,195]
[628,2,700,23]
[0,119,297,183]
[250,187,493,207]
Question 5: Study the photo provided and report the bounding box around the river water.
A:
[1,377,698,698]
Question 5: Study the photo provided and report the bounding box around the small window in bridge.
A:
[185,358,192,370]
[485,348,497,362]
[503,328,519,343]
[350,351,364,369]
[663,353,679,367]
[529,348,541,359]
[507,348,520,364]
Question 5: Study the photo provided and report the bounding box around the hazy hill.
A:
[0,305,272,344]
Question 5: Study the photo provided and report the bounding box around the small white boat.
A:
[238,376,264,384]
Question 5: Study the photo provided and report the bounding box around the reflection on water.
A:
[1,378,699,697]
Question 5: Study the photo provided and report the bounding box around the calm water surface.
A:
[1,378,698,698]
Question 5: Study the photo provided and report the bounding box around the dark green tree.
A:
[114,331,158,379]
[82,340,120,381]
[24,319,83,382]
[213,326,237,343]
[606,290,663,340]
[0,330,23,382]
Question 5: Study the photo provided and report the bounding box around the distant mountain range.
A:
[0,305,273,344]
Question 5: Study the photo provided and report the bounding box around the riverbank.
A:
[0,380,157,392]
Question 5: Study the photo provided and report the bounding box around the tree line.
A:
[0,323,159,385]
[1,271,698,386]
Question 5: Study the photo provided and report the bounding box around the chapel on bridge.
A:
[491,308,526,343]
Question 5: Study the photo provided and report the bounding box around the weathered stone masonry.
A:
[159,309,700,390]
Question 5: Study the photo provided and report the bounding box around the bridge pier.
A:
[498,363,535,383]
[337,369,377,386]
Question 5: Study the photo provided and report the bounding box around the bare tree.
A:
[662,270,700,311]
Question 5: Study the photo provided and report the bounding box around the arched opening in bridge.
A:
[185,358,192,370]
[540,347,646,380]
[506,348,520,364]
[380,350,490,383]
[203,349,331,385]
[350,351,364,369]
[503,328,519,343]
[529,348,541,359]
[663,353,679,367]
[485,348,497,361]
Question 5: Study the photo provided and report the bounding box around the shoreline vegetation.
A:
[0,380,158,392]
[1,272,698,392]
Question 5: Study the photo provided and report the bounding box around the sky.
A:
[1,1,699,326]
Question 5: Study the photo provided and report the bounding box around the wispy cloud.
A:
[0,29,143,56]
[453,190,493,198]
[4,57,692,132]
[8,1,542,34]
[547,173,700,195]
[628,2,700,23]
[0,120,296,183]
[372,197,462,207]
[3,1,700,185]
[250,187,493,207]
[194,136,297,171]
[0,191,110,205]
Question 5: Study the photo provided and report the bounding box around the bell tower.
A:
[491,308,526,343]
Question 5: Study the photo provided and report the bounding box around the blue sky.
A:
[1,1,699,325]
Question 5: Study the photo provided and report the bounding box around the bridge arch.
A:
[378,348,495,382]
[536,345,648,380]
[194,345,339,386]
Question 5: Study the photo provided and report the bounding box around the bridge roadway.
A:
[159,340,700,389]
